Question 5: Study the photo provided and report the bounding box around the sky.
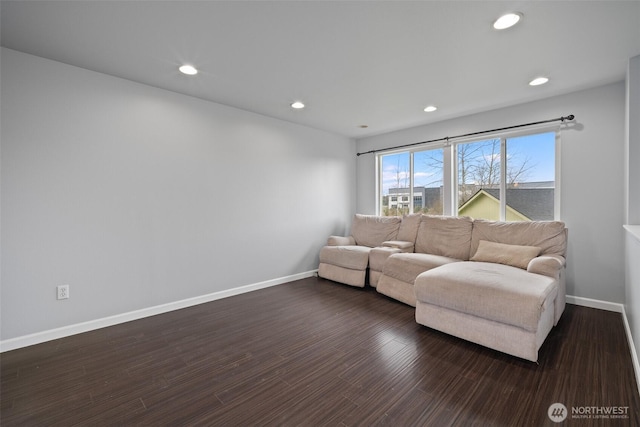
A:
[380,131,555,195]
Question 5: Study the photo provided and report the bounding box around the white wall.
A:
[0,48,356,342]
[626,55,640,225]
[625,55,640,374]
[356,82,627,303]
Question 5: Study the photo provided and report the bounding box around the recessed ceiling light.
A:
[291,101,305,109]
[529,77,549,86]
[179,64,198,75]
[424,105,437,112]
[493,12,522,30]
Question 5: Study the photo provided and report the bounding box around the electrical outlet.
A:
[57,284,69,300]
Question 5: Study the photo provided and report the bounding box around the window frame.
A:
[376,126,561,221]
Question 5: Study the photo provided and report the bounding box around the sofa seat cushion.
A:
[382,253,461,285]
[414,262,557,332]
[319,245,371,270]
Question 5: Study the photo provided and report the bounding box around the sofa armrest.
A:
[381,240,414,253]
[327,235,356,246]
[527,255,566,279]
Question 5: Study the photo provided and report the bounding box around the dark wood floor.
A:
[1,277,639,426]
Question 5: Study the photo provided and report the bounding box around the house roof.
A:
[471,188,555,220]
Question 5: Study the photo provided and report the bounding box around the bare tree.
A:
[458,139,534,205]
[419,139,534,207]
[386,158,411,216]
[456,142,487,206]
[473,139,501,188]
[393,158,409,189]
[505,150,535,187]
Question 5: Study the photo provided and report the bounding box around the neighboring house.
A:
[387,182,554,221]
[388,186,443,212]
[458,184,555,221]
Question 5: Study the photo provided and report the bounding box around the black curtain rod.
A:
[356,114,575,156]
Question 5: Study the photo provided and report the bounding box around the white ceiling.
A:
[2,1,639,138]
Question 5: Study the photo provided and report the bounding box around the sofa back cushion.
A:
[415,215,474,260]
[396,213,422,243]
[470,219,567,258]
[351,214,401,248]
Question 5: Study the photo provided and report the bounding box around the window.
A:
[379,152,410,216]
[457,138,501,220]
[414,148,444,215]
[505,132,556,221]
[377,131,557,221]
[413,195,422,209]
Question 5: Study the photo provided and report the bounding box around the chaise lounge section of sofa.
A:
[414,219,567,362]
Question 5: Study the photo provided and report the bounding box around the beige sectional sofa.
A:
[318,214,568,362]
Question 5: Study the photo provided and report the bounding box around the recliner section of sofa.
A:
[318,214,402,287]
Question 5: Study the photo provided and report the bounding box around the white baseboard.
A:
[0,270,318,353]
[621,305,640,398]
[566,295,624,312]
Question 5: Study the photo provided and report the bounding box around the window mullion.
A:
[500,138,507,221]
[409,152,415,213]
[554,132,561,220]
[444,144,454,216]
[376,154,382,215]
